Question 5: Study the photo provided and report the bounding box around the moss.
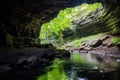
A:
[112,37,120,46]
[6,33,14,47]
[71,33,103,48]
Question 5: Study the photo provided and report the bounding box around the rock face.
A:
[0,0,120,48]
[0,0,71,48]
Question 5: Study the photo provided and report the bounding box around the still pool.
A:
[37,52,120,80]
[0,52,120,80]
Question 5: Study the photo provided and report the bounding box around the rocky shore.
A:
[0,44,70,73]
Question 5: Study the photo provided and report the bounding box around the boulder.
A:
[79,46,85,50]
[107,43,113,47]
[100,35,109,41]
[55,50,70,58]
[0,48,56,69]
[88,39,102,47]
[84,47,92,50]
[102,43,108,46]
[116,42,120,47]
[0,65,11,72]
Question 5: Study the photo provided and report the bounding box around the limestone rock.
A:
[79,46,85,50]
[100,35,109,41]
[107,43,113,47]
[89,39,102,47]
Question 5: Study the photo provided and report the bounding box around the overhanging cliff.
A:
[0,0,119,48]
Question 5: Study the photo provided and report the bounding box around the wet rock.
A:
[79,39,102,50]
[41,52,54,60]
[102,43,108,46]
[100,35,109,41]
[116,42,120,47]
[80,42,86,46]
[92,66,99,70]
[89,39,102,47]
[0,65,11,72]
[27,56,38,62]
[84,47,92,51]
[107,43,113,47]
[55,50,70,58]
[0,48,56,69]
[17,56,28,64]
[116,59,120,62]
[79,46,85,50]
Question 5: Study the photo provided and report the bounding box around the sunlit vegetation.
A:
[112,37,120,46]
[39,3,103,45]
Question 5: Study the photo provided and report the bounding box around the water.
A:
[0,52,120,80]
[38,52,120,80]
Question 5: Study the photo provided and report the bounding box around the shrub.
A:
[112,37,120,45]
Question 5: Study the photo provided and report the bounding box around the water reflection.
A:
[37,58,68,80]
[37,52,120,80]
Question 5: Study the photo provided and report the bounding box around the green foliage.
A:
[104,7,120,35]
[112,37,120,45]
[6,33,14,47]
[39,3,102,45]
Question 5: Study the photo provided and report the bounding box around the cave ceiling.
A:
[0,0,119,47]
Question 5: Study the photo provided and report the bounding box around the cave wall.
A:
[0,0,119,48]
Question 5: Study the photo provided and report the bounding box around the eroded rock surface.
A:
[0,0,120,48]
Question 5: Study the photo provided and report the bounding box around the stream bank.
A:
[65,34,120,55]
[0,44,70,73]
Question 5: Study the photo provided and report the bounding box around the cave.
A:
[0,0,119,48]
[0,0,120,80]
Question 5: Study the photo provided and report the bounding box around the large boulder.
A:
[0,48,55,69]
[100,35,109,41]
[88,39,102,47]
[55,49,70,58]
[79,39,102,50]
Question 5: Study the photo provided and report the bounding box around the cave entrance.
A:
[39,3,104,47]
